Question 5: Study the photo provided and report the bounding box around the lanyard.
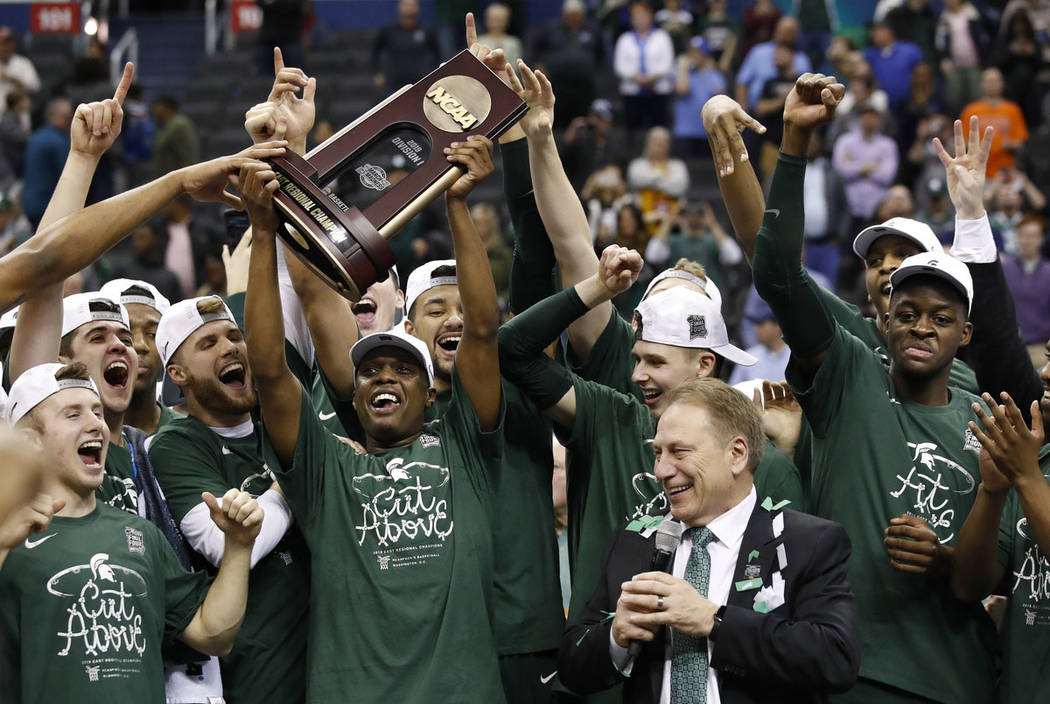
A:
[123,429,139,480]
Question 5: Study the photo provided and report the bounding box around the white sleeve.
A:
[609,628,635,675]
[276,242,316,368]
[613,34,636,80]
[178,489,294,569]
[718,234,744,266]
[645,236,671,266]
[949,214,997,264]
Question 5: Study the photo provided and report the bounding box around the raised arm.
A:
[751,74,844,379]
[9,64,134,380]
[0,141,286,314]
[701,95,767,261]
[443,136,501,431]
[240,161,301,468]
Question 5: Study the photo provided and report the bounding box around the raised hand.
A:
[179,140,287,209]
[701,94,766,177]
[933,116,993,220]
[969,392,1045,486]
[465,12,514,88]
[244,101,287,145]
[222,228,252,297]
[265,47,315,152]
[202,489,264,547]
[70,62,133,159]
[444,135,495,199]
[597,244,644,296]
[783,73,844,131]
[752,380,802,456]
[238,160,281,232]
[504,59,555,138]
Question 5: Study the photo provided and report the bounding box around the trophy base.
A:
[270,152,396,302]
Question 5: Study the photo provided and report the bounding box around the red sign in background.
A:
[230,1,262,33]
[30,2,80,34]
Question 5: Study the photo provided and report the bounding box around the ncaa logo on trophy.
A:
[267,50,526,301]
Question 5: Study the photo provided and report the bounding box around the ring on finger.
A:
[657,595,665,610]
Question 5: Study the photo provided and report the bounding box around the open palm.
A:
[933,116,993,219]
[505,59,554,138]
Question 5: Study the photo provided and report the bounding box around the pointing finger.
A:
[113,62,134,104]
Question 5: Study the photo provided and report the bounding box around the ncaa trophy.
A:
[268,50,527,300]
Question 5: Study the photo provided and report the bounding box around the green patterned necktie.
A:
[670,526,716,704]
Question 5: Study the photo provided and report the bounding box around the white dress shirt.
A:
[611,487,757,704]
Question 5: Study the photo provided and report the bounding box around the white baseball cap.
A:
[156,296,237,366]
[61,293,130,338]
[634,288,757,366]
[404,260,457,317]
[350,329,435,385]
[643,267,723,310]
[889,252,973,314]
[852,217,941,260]
[8,362,100,425]
[99,279,171,314]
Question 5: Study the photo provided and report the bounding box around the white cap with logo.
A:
[350,329,435,385]
[634,288,757,366]
[8,362,100,425]
[643,267,723,310]
[852,217,942,260]
[61,293,130,338]
[404,260,457,317]
[156,296,237,366]
[889,252,974,314]
[99,278,171,314]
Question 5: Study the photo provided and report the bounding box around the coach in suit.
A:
[559,377,859,703]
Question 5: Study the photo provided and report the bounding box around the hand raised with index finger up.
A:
[71,62,134,160]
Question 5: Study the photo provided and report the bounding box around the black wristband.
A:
[709,605,727,642]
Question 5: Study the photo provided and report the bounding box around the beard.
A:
[185,370,258,416]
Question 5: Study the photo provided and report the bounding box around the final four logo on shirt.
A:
[963,427,982,454]
[687,315,707,340]
[125,526,144,554]
[419,433,440,449]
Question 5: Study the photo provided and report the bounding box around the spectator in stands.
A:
[0,27,39,112]
[802,132,850,286]
[644,201,742,292]
[916,176,955,242]
[936,0,989,117]
[627,126,689,232]
[21,97,71,230]
[0,88,28,187]
[728,296,789,385]
[899,62,944,163]
[256,0,309,75]
[1003,215,1050,365]
[989,184,1027,255]
[824,34,858,77]
[995,9,1045,128]
[121,83,153,187]
[885,0,938,64]
[470,202,512,306]
[111,222,183,304]
[696,0,738,74]
[739,0,781,59]
[562,98,625,191]
[581,165,631,246]
[163,194,218,299]
[903,111,953,197]
[150,96,199,180]
[1001,0,1050,39]
[672,37,726,157]
[530,0,605,128]
[862,20,923,112]
[735,16,811,112]
[832,103,899,234]
[754,43,801,181]
[793,0,838,72]
[370,0,441,95]
[655,0,693,54]
[962,67,1028,177]
[874,184,917,222]
[827,59,891,145]
[613,1,675,132]
[478,3,522,70]
[986,163,1047,219]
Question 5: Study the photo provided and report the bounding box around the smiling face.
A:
[64,321,137,415]
[863,234,927,317]
[884,278,972,379]
[405,284,462,384]
[125,303,162,395]
[630,340,714,419]
[352,275,404,336]
[653,402,749,527]
[167,320,256,419]
[352,346,433,448]
[27,388,110,498]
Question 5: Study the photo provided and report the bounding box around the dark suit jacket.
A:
[559,503,860,704]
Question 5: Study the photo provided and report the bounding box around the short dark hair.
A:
[408,264,457,321]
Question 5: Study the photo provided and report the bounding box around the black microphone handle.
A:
[625,547,675,661]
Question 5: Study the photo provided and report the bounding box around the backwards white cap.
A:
[889,252,974,314]
[634,288,757,366]
[156,296,237,366]
[643,267,723,310]
[852,217,941,260]
[61,293,130,338]
[404,260,457,317]
[8,362,99,425]
[99,278,171,314]
[350,329,435,385]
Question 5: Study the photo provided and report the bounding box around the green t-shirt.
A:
[309,367,347,437]
[996,445,1050,704]
[149,416,310,704]
[96,440,139,514]
[788,325,995,703]
[0,503,209,704]
[278,372,506,703]
[429,379,565,655]
[569,309,640,401]
[157,404,181,434]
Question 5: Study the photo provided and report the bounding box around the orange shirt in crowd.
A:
[961,99,1028,176]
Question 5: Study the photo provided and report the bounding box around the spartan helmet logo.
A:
[687,315,707,340]
[89,553,116,582]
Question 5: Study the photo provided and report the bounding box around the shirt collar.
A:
[703,485,757,551]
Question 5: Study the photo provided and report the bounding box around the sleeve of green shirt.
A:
[753,440,805,510]
[225,291,312,388]
[444,367,506,493]
[567,308,638,397]
[150,425,233,523]
[501,137,557,314]
[282,389,342,527]
[152,520,211,637]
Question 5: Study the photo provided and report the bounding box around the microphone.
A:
[626,519,685,662]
